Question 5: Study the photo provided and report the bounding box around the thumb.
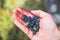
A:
[31,10,51,18]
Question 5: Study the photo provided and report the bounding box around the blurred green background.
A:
[0,0,46,40]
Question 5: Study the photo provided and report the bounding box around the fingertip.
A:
[17,7,22,12]
[13,9,17,14]
[31,10,40,15]
[31,10,42,17]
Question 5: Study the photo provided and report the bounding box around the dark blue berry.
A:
[22,15,40,35]
[27,16,31,23]
[32,30,37,35]
[22,15,28,22]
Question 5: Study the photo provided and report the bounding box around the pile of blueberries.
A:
[22,15,40,35]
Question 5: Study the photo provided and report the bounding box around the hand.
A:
[13,8,60,40]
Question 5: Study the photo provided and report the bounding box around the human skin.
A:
[13,8,60,40]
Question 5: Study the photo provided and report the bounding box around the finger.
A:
[13,10,33,38]
[31,10,51,18]
[14,20,33,38]
[17,7,33,17]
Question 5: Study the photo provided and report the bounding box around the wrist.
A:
[57,31,60,39]
[55,29,60,40]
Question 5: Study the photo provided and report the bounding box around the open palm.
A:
[13,8,60,40]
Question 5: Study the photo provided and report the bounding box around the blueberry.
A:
[29,24,33,28]
[32,30,36,35]
[22,15,28,22]
[22,15,40,35]
[35,23,39,26]
[23,15,27,18]
[27,17,31,23]
[32,16,39,20]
